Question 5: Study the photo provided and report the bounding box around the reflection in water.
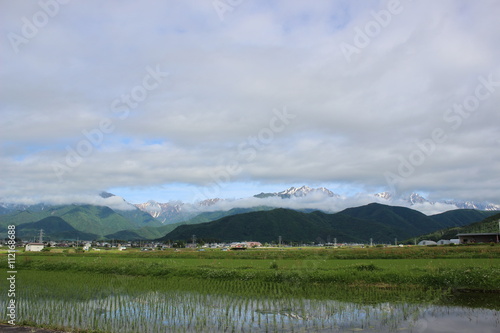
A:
[14,290,500,332]
[418,307,500,333]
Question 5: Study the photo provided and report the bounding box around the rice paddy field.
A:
[1,245,500,332]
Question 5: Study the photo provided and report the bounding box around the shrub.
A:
[269,261,279,270]
[355,264,380,271]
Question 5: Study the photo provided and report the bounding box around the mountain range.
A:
[1,186,498,242]
[132,186,500,224]
[3,186,497,225]
[160,203,497,244]
[0,203,165,240]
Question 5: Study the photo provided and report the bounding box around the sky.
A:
[1,0,500,207]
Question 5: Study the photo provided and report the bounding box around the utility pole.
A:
[38,229,44,243]
[278,236,282,247]
[370,238,373,247]
[334,238,337,247]
[497,220,500,243]
[395,238,397,246]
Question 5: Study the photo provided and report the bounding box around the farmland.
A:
[1,245,500,332]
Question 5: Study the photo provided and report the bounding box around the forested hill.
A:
[161,203,496,243]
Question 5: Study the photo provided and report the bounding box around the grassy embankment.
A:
[7,245,500,291]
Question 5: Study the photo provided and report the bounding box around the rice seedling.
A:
[0,269,499,333]
[1,246,499,332]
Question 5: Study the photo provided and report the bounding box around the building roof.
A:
[456,233,500,236]
[26,243,44,245]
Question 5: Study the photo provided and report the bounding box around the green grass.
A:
[13,242,500,259]
[5,246,500,291]
[2,270,450,333]
[1,246,500,333]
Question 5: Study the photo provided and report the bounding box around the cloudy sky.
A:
[1,0,499,206]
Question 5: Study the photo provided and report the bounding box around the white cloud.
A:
[1,0,499,204]
[188,193,459,216]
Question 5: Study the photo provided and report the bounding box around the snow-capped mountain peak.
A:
[279,186,313,197]
[408,193,429,205]
[374,192,392,200]
[442,200,500,211]
[373,192,500,211]
[134,201,183,220]
[256,186,339,199]
[199,198,222,206]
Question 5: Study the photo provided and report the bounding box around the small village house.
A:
[457,233,500,244]
[25,243,44,252]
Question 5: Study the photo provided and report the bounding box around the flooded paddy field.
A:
[1,270,499,332]
[1,247,499,332]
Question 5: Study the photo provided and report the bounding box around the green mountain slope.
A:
[183,207,274,224]
[415,212,500,242]
[429,209,496,228]
[0,210,52,227]
[55,205,136,236]
[114,209,163,228]
[2,201,496,242]
[460,212,500,233]
[161,208,342,243]
[127,207,275,240]
[14,216,98,240]
[0,204,158,239]
[161,204,497,244]
[338,203,440,236]
[313,211,404,242]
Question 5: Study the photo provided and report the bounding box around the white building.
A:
[25,243,44,252]
[418,240,437,246]
[437,239,460,245]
